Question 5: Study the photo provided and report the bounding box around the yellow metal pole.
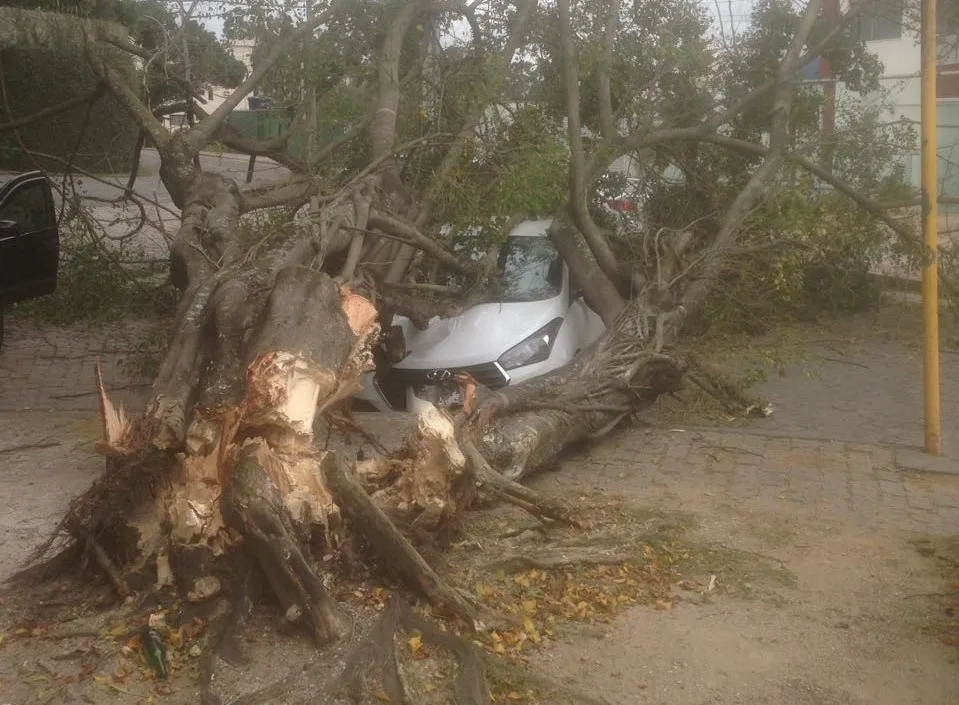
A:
[921,0,941,455]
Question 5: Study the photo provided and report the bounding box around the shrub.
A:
[0,45,138,173]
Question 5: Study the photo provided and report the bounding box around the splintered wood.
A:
[245,351,337,446]
[340,286,379,336]
[83,285,480,618]
[94,357,132,456]
[86,288,382,582]
[357,406,472,537]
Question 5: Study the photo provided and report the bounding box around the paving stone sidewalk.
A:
[555,428,959,537]
[0,317,152,412]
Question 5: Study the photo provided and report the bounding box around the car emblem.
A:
[425,369,452,383]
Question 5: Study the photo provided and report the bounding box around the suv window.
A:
[0,180,53,232]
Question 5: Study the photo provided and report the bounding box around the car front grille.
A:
[375,362,510,411]
[386,361,510,389]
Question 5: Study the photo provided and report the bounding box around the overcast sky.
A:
[197,0,761,41]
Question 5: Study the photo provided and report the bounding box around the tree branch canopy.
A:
[680,0,825,311]
[184,0,348,151]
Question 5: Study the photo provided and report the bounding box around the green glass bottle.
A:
[139,627,169,680]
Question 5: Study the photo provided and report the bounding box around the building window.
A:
[857,0,903,42]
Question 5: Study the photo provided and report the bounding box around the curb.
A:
[895,447,959,475]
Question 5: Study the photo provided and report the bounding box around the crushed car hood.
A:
[392,296,566,370]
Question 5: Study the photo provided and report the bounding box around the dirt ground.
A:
[529,445,959,705]
[1,299,958,704]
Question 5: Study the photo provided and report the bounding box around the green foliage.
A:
[641,82,919,335]
[719,0,882,146]
[125,0,247,105]
[623,0,918,335]
[695,184,888,334]
[534,0,712,132]
[431,106,569,233]
[225,0,382,107]
[0,0,139,20]
[4,0,247,102]
[0,44,138,172]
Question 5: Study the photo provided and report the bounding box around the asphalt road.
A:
[71,147,290,208]
[14,148,294,259]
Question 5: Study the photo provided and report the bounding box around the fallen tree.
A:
[5,0,930,701]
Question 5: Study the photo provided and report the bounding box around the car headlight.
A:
[497,318,564,371]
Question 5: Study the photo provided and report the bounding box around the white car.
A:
[356,219,607,413]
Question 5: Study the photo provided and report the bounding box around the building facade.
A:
[844,0,959,215]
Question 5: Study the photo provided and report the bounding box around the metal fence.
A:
[225,109,291,144]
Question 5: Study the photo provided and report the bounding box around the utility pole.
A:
[921,0,942,455]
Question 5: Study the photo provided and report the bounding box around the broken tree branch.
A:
[557,0,626,286]
[598,0,622,141]
[322,456,478,623]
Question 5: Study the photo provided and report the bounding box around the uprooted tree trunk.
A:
[10,164,694,705]
[25,163,682,622]
[24,162,691,597]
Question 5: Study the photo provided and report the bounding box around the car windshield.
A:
[495,235,562,303]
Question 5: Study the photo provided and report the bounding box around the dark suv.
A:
[0,171,60,347]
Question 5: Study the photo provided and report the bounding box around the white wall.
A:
[831,10,959,216]
[833,27,921,190]
[198,39,258,115]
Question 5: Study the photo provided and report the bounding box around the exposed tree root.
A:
[81,531,129,599]
[222,442,345,644]
[459,433,579,527]
[6,543,82,587]
[323,457,477,624]
[332,602,407,704]
[397,601,488,705]
[483,545,635,573]
[24,448,171,581]
[199,559,255,705]
[332,600,488,705]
